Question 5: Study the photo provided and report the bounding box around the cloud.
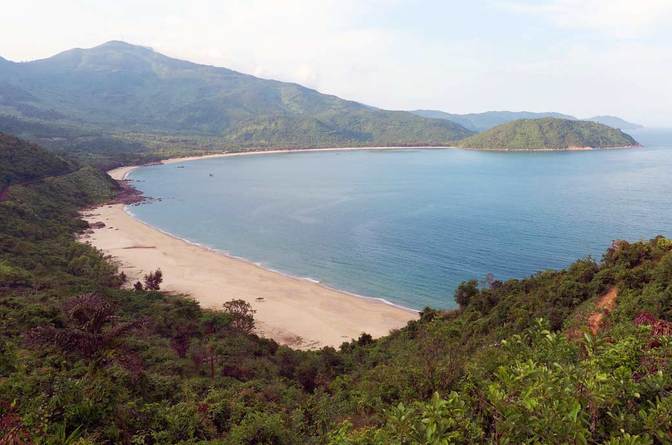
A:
[500,0,672,38]
[143,0,400,92]
[488,41,672,124]
[0,0,670,125]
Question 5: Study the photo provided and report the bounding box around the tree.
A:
[170,324,197,358]
[356,332,373,346]
[222,299,256,334]
[454,279,479,309]
[191,312,234,379]
[143,269,163,291]
[25,293,145,371]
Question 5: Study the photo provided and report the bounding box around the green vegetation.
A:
[457,118,638,150]
[0,133,71,188]
[0,41,472,156]
[331,316,672,444]
[1,135,671,443]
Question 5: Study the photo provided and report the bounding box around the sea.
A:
[126,128,672,310]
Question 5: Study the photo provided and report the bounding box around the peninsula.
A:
[457,117,638,150]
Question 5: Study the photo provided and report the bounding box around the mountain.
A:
[456,118,638,150]
[587,115,643,130]
[411,110,577,132]
[0,41,472,149]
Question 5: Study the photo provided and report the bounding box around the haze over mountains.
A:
[586,115,643,131]
[411,110,643,132]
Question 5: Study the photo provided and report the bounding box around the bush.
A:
[454,279,478,309]
[143,269,163,291]
[222,299,255,334]
[0,260,32,287]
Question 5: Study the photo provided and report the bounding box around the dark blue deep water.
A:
[128,129,672,310]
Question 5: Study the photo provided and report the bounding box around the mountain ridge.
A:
[0,41,473,149]
[411,110,578,132]
[412,109,644,133]
[586,115,643,130]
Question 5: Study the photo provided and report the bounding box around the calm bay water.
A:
[128,129,672,310]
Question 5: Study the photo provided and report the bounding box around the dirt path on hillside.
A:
[587,287,618,335]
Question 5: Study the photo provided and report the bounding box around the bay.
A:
[128,129,672,310]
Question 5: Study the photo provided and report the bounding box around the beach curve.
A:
[79,150,418,350]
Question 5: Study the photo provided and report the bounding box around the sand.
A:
[80,155,417,350]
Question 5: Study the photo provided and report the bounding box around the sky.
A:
[2,0,671,126]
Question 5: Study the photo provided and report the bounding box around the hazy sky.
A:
[2,0,671,126]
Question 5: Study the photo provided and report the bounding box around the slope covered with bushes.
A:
[0,132,72,188]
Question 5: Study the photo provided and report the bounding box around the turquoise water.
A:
[128,129,672,310]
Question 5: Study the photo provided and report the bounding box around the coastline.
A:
[457,144,639,152]
[110,142,643,184]
[81,147,419,349]
[114,145,446,179]
[121,203,418,315]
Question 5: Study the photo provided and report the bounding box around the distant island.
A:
[456,118,638,150]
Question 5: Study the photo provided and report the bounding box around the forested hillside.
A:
[0,41,472,153]
[0,133,71,188]
[457,118,638,150]
[1,135,670,443]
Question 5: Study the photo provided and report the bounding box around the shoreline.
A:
[457,144,639,152]
[111,145,449,180]
[121,203,419,315]
[81,147,420,349]
[112,143,643,184]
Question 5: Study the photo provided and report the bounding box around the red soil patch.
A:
[112,179,145,205]
[587,287,618,335]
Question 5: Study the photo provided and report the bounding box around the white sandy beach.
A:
[80,153,418,349]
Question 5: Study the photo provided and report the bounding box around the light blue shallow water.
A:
[127,129,672,310]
